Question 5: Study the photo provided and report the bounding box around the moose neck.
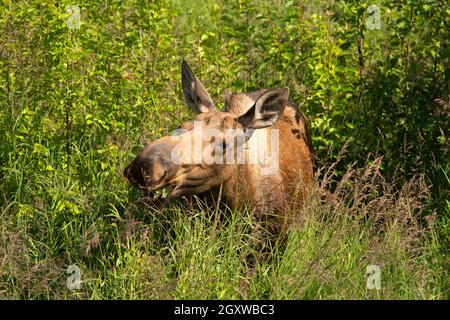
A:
[221,127,287,215]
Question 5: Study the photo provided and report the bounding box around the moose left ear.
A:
[181,60,216,114]
[237,87,289,129]
[221,89,233,112]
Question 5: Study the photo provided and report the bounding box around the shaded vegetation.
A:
[0,0,448,299]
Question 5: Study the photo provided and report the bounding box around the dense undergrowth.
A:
[0,0,448,299]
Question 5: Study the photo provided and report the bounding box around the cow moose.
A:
[124,60,315,236]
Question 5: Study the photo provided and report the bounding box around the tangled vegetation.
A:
[0,0,448,299]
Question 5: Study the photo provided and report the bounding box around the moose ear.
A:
[181,60,215,114]
[221,89,232,112]
[237,87,289,129]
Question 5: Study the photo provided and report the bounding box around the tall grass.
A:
[0,0,448,300]
[1,154,447,299]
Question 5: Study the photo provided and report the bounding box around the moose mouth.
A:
[142,186,172,204]
[124,164,169,197]
[139,179,174,205]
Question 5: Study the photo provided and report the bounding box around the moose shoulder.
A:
[124,60,315,233]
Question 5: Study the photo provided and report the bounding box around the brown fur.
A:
[124,61,315,234]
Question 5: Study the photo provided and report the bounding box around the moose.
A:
[124,60,315,236]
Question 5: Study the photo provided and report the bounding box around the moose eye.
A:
[214,140,228,151]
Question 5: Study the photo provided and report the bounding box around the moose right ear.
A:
[181,60,216,114]
[237,87,289,129]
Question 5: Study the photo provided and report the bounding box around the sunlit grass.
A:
[1,151,447,299]
[0,0,448,301]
